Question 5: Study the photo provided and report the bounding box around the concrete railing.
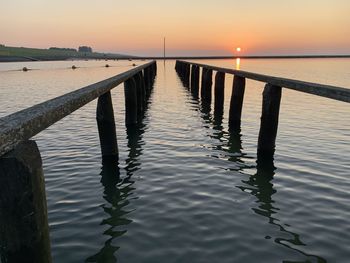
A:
[0,61,157,263]
[175,60,350,159]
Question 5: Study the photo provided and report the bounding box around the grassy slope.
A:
[0,46,132,61]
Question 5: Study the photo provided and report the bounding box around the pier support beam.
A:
[139,71,147,107]
[0,141,52,263]
[190,65,200,96]
[201,68,213,105]
[144,68,151,98]
[124,77,138,126]
[96,91,119,161]
[184,64,190,87]
[214,71,225,116]
[229,76,246,131]
[134,74,144,116]
[257,84,282,158]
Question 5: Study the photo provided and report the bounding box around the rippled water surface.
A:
[1,58,349,262]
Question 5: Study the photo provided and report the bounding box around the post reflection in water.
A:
[86,91,152,263]
[238,158,327,262]
[180,75,327,262]
[85,160,128,263]
[185,80,246,169]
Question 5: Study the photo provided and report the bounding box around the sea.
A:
[0,58,349,262]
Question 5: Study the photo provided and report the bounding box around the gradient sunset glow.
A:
[1,0,350,56]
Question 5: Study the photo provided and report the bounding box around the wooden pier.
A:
[175,60,350,159]
[1,58,350,262]
[0,61,156,263]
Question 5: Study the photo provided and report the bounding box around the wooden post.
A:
[201,68,213,105]
[96,91,118,161]
[229,76,246,131]
[124,77,138,126]
[154,61,157,77]
[143,68,151,98]
[175,61,179,72]
[152,62,157,79]
[138,71,147,107]
[193,65,200,96]
[257,84,282,157]
[214,71,225,116]
[0,141,52,263]
[190,65,199,95]
[181,63,186,80]
[200,67,207,98]
[184,64,190,87]
[149,64,154,85]
[179,62,183,77]
[134,74,144,116]
[148,62,156,90]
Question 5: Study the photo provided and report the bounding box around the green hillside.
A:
[0,45,133,61]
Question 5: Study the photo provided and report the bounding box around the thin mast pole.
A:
[163,37,166,59]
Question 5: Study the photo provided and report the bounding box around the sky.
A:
[1,0,350,56]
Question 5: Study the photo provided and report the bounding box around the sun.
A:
[236,47,241,52]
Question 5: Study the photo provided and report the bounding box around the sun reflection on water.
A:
[236,58,241,70]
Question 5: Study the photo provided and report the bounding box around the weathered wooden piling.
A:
[143,67,151,97]
[214,71,225,116]
[177,61,183,76]
[175,61,179,72]
[124,77,138,126]
[201,68,213,104]
[229,76,246,130]
[139,71,147,105]
[140,62,155,96]
[153,61,157,78]
[257,84,282,157]
[184,64,191,87]
[190,65,200,95]
[134,73,144,116]
[0,141,52,263]
[96,91,118,161]
[200,68,207,96]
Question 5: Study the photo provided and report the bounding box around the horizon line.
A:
[137,54,350,59]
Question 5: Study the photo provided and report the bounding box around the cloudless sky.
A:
[1,0,350,56]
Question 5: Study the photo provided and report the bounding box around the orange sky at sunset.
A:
[1,0,350,56]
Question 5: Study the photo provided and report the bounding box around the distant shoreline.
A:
[0,45,135,63]
[2,44,350,62]
[1,55,350,63]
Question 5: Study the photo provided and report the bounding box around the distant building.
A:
[78,46,93,53]
[49,47,77,52]
[0,44,5,47]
